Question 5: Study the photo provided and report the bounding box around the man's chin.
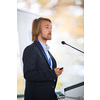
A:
[48,38,52,40]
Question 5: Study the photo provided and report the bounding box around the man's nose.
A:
[49,28,52,33]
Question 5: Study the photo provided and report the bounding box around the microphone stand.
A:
[61,41,84,54]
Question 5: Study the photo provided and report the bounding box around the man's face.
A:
[40,20,52,41]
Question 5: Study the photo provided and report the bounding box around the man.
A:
[22,17,63,100]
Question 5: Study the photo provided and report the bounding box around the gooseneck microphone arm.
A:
[61,41,84,54]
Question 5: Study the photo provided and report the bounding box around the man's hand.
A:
[54,68,63,77]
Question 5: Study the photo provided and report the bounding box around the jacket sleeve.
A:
[22,45,57,82]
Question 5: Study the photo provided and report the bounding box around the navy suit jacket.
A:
[22,40,58,100]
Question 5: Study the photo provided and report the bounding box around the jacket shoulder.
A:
[23,40,40,55]
[23,42,37,53]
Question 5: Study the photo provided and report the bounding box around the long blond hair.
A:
[31,17,51,42]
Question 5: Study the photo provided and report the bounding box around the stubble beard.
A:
[41,33,52,41]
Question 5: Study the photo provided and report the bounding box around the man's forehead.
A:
[41,20,52,26]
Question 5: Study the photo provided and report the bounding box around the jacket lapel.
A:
[34,40,51,68]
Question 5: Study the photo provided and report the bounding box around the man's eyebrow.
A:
[44,25,52,27]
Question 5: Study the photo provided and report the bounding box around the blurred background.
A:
[17,0,84,100]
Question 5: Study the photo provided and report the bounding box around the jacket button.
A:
[49,78,52,80]
[52,86,54,88]
[31,85,34,87]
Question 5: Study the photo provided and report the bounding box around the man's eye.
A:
[45,27,52,29]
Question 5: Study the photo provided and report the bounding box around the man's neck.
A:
[38,39,47,46]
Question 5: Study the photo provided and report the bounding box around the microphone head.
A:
[61,41,66,44]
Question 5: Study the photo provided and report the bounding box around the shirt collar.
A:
[39,41,50,51]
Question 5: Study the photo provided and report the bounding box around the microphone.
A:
[61,41,84,54]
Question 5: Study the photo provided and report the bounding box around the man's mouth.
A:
[48,33,51,36]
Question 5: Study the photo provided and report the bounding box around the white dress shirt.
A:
[39,41,52,69]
